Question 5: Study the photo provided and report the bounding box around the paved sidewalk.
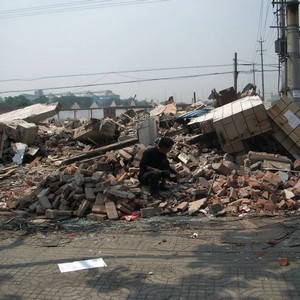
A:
[1,216,300,299]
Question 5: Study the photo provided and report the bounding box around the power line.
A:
[0,69,279,96]
[0,63,280,83]
[0,0,113,14]
[0,71,235,94]
[252,0,264,63]
[0,0,171,19]
[262,0,271,38]
[0,64,233,83]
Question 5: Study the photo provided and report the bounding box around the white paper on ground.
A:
[58,258,107,273]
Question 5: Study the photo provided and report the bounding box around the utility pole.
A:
[252,62,256,85]
[286,0,300,100]
[258,39,265,100]
[234,52,238,92]
[279,1,287,93]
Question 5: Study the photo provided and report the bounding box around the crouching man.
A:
[138,137,177,197]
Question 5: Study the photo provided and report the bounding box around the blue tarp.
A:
[176,107,212,121]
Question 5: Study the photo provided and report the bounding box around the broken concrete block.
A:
[188,198,206,215]
[105,201,119,220]
[4,120,38,145]
[74,118,116,145]
[0,102,60,123]
[141,207,157,218]
[249,161,262,171]
[284,189,295,199]
[178,153,190,164]
[118,149,132,161]
[248,151,292,165]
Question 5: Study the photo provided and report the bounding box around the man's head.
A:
[158,137,174,154]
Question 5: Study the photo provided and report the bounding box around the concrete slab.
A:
[0,102,60,123]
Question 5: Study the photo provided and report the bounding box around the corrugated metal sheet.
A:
[176,107,212,121]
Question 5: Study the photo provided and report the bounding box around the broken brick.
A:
[177,201,189,212]
[105,201,119,220]
[76,200,90,217]
[277,200,287,210]
[264,201,277,211]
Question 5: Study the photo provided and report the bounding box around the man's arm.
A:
[140,149,162,173]
[169,166,177,174]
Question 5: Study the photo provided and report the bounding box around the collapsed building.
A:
[1,89,300,222]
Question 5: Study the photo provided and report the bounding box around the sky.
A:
[0,0,281,103]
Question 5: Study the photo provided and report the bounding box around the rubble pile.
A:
[2,93,300,222]
[8,139,300,221]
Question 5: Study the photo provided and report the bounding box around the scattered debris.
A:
[1,93,300,224]
[279,257,289,266]
[58,258,107,273]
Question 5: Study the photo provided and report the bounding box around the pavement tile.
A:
[1,217,300,299]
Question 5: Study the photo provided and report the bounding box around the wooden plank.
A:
[62,138,138,165]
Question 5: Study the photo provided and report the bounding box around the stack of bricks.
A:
[14,139,300,220]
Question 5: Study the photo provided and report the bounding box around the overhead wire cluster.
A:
[0,0,171,19]
[0,1,280,97]
[249,0,279,95]
[0,62,280,95]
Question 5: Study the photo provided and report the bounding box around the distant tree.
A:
[33,95,49,104]
[55,95,93,109]
[57,95,75,109]
[76,96,93,108]
[4,95,30,108]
